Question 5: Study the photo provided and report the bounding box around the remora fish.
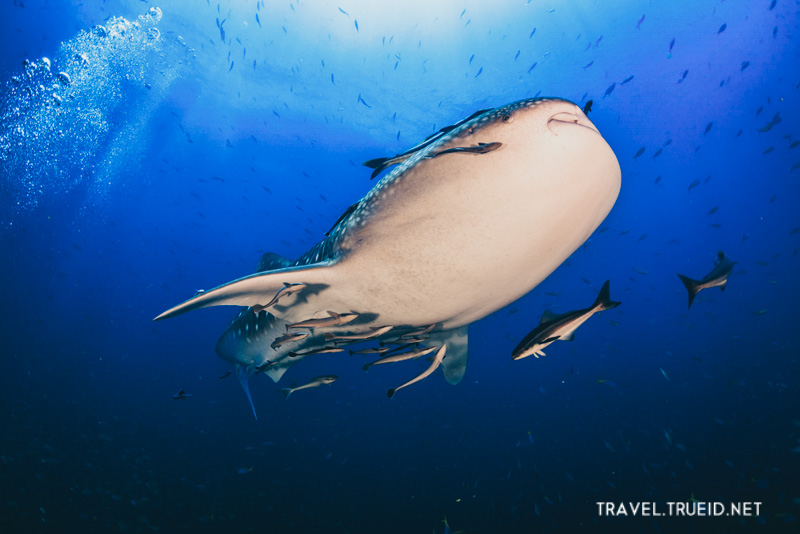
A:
[323,325,394,342]
[271,331,309,349]
[388,345,447,398]
[252,282,306,313]
[279,375,337,398]
[362,108,493,179]
[156,97,621,400]
[288,346,344,357]
[677,251,736,309]
[287,311,359,329]
[512,280,621,360]
[362,345,437,371]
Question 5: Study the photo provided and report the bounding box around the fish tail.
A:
[677,273,701,309]
[279,388,293,399]
[362,363,370,372]
[387,388,396,398]
[593,280,621,311]
[362,157,395,179]
[362,157,389,170]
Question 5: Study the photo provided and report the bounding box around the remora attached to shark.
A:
[155,97,621,411]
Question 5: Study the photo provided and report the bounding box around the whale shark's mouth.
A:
[546,111,601,137]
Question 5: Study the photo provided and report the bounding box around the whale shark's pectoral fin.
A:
[153,262,338,321]
[427,326,469,385]
[259,355,299,384]
[238,366,257,420]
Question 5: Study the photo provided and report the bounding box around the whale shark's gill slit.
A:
[238,366,257,420]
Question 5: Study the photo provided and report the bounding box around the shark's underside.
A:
[155,97,621,410]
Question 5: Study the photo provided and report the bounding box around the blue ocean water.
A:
[1,1,798,532]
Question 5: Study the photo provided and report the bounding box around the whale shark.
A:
[155,97,621,409]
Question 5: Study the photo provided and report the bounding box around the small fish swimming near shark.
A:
[279,375,338,398]
[173,389,191,400]
[365,141,501,180]
[388,345,447,398]
[288,346,345,358]
[287,311,359,330]
[361,108,493,178]
[323,325,394,343]
[676,251,736,309]
[271,331,309,349]
[363,345,438,371]
[349,346,392,355]
[251,282,307,314]
[512,280,621,360]
[390,323,438,340]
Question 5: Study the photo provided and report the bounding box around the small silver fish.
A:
[288,346,345,358]
[401,324,438,338]
[279,375,337,398]
[387,345,447,398]
[363,346,437,371]
[287,311,359,330]
[323,325,394,343]
[349,346,392,355]
[271,331,309,349]
[361,108,493,179]
[252,282,307,313]
[677,251,736,309]
[381,336,428,345]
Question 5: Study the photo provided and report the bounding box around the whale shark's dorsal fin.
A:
[426,326,469,385]
[238,366,257,420]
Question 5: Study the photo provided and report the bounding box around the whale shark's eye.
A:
[502,114,513,123]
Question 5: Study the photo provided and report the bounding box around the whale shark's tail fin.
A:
[677,273,701,309]
[238,366,257,420]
